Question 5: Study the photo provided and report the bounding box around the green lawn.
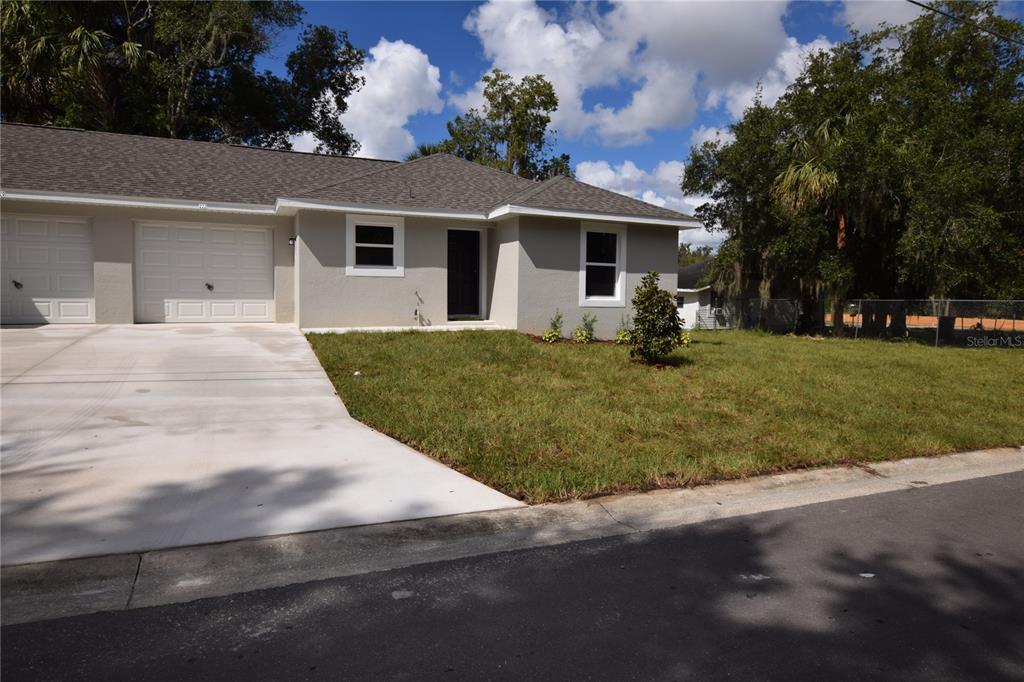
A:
[307,330,1024,503]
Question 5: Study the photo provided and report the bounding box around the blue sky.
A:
[257,1,1021,247]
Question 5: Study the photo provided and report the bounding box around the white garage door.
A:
[135,222,274,323]
[1,215,95,324]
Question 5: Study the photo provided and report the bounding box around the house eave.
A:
[489,204,702,229]
[0,188,705,229]
[0,188,276,215]
[275,198,490,221]
[677,286,711,293]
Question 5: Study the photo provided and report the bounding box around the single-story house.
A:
[677,262,712,329]
[0,123,699,338]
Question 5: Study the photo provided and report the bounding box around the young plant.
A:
[615,316,632,345]
[573,313,597,344]
[542,309,563,343]
[679,330,692,347]
[629,271,682,363]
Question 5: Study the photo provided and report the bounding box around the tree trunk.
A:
[832,295,846,338]
[833,211,847,337]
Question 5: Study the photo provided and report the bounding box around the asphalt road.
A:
[3,472,1023,681]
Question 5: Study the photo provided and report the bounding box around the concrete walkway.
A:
[3,446,1020,625]
[0,324,521,566]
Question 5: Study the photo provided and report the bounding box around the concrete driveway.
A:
[1,324,521,565]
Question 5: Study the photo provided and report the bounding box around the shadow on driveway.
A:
[3,473,1022,680]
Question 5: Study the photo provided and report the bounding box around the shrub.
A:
[629,271,682,363]
[573,313,597,344]
[679,330,692,347]
[542,309,563,343]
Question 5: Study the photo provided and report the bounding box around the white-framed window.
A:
[345,214,405,277]
[579,222,627,307]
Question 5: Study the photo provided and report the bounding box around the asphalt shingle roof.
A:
[294,153,536,213]
[0,123,394,205]
[1,124,695,223]
[678,262,709,290]
[503,175,694,221]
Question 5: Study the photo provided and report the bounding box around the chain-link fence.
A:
[723,298,1022,346]
[692,304,737,330]
[846,299,1023,346]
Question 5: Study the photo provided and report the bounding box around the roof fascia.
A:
[489,203,701,229]
[0,189,276,215]
[0,188,704,228]
[275,197,490,221]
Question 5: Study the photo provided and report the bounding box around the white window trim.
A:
[346,214,405,277]
[579,222,627,308]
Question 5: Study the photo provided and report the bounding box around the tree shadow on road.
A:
[3,494,1022,680]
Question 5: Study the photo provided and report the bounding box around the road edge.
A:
[3,446,1022,626]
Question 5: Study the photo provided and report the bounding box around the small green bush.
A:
[572,313,597,344]
[615,316,632,345]
[542,309,563,343]
[629,271,682,363]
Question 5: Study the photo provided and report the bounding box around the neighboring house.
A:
[0,123,698,337]
[677,262,712,329]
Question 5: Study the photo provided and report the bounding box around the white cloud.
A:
[575,158,685,215]
[604,0,790,86]
[706,36,834,119]
[455,0,794,145]
[289,131,319,153]
[591,61,700,146]
[341,38,444,159]
[287,39,443,159]
[839,0,925,34]
[457,1,631,139]
[575,158,725,249]
[690,125,735,148]
[679,223,725,250]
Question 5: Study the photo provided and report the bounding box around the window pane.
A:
[355,246,394,267]
[586,232,617,264]
[585,265,616,297]
[355,225,394,245]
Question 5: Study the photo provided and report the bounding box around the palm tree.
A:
[403,141,451,161]
[773,115,852,336]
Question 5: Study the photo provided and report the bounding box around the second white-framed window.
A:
[345,214,405,277]
[579,222,627,307]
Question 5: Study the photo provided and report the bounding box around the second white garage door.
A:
[135,222,274,323]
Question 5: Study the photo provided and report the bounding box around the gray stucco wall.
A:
[487,218,520,329]
[1,200,294,323]
[294,209,494,328]
[515,216,678,339]
[3,200,677,333]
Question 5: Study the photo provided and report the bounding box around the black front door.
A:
[447,230,480,319]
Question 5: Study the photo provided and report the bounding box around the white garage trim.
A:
[1,214,95,324]
[134,220,275,323]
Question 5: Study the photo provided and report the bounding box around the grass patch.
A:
[308,330,1023,503]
